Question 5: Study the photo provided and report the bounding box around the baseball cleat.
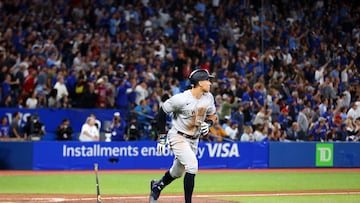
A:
[149,180,162,203]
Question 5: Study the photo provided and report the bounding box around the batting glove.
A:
[157,134,167,155]
[200,121,210,135]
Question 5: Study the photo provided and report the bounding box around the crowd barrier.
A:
[0,141,359,170]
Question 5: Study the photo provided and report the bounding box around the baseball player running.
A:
[149,69,217,203]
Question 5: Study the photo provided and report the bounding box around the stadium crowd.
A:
[0,0,360,142]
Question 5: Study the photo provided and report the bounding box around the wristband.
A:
[158,133,167,139]
[158,134,167,144]
[205,120,214,127]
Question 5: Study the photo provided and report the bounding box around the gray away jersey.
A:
[162,90,216,136]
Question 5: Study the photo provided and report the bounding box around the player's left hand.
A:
[200,121,210,135]
[157,134,168,155]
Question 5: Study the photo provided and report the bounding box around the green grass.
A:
[0,172,360,194]
[0,171,359,202]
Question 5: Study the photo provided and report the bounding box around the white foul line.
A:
[106,191,360,199]
[194,191,360,197]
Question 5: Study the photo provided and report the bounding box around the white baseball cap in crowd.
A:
[318,117,326,122]
[96,78,104,84]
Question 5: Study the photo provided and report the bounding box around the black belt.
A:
[177,131,198,140]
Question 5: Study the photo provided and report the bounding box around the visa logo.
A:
[206,143,240,158]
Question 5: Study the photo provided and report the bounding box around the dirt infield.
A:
[1,191,360,203]
[1,168,360,203]
[0,193,239,203]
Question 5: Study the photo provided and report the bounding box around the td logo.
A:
[316,143,333,167]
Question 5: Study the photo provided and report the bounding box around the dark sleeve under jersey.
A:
[156,106,167,134]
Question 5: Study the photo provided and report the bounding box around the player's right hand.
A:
[157,134,167,155]
[200,121,210,135]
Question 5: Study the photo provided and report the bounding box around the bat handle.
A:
[94,163,101,203]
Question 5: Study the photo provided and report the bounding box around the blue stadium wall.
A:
[1,141,360,170]
[0,108,359,170]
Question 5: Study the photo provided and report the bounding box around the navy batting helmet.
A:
[189,69,214,85]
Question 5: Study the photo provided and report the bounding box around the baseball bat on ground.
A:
[94,163,102,203]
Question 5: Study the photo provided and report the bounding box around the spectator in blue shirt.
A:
[0,116,10,140]
[115,78,132,117]
[133,99,152,125]
[253,82,265,111]
[323,107,334,123]
[278,107,291,130]
[1,74,12,102]
[241,86,252,104]
[311,117,329,141]
[109,112,127,141]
